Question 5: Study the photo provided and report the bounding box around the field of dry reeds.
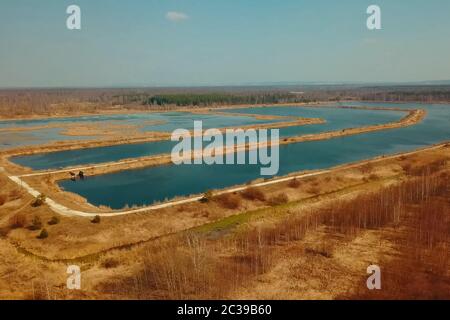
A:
[95,160,449,299]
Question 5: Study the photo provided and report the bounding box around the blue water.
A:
[11,105,403,170]
[57,102,450,209]
[225,105,403,138]
[1,111,276,150]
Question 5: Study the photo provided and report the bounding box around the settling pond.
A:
[11,102,450,209]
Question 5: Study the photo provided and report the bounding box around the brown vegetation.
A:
[288,178,300,188]
[101,258,120,269]
[37,229,49,240]
[267,193,289,206]
[29,216,42,231]
[91,215,101,224]
[9,213,28,229]
[0,194,6,206]
[96,162,448,299]
[215,193,242,209]
[241,187,266,202]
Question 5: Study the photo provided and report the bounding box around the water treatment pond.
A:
[56,102,450,209]
[11,105,403,170]
[1,111,276,150]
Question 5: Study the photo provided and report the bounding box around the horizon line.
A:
[1,79,450,91]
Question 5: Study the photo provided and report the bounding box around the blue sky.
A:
[1,0,450,87]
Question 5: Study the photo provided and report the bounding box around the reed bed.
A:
[99,165,449,299]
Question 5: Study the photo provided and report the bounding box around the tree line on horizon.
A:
[143,93,313,107]
[1,86,450,117]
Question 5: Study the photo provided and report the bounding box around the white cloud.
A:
[166,11,189,22]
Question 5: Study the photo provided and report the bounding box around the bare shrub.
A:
[31,194,46,207]
[201,190,214,203]
[101,258,120,269]
[288,178,300,188]
[241,187,266,202]
[47,216,60,225]
[29,216,42,231]
[37,228,48,239]
[215,193,241,209]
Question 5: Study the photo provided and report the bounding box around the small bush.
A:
[29,216,42,231]
[37,228,48,239]
[101,258,120,269]
[201,190,214,203]
[288,178,300,188]
[268,193,289,206]
[368,173,379,181]
[215,193,241,209]
[9,213,27,229]
[241,187,266,201]
[31,194,46,207]
[47,216,60,225]
[91,215,101,224]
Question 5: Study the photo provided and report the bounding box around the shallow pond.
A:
[55,102,449,209]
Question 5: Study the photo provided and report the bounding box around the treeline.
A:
[143,93,312,106]
[358,88,450,102]
[1,85,450,117]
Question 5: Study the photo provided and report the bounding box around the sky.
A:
[1,0,450,87]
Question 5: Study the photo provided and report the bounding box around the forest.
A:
[0,85,449,117]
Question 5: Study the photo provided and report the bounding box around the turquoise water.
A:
[1,111,275,150]
[226,105,403,138]
[11,105,402,170]
[57,103,450,209]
